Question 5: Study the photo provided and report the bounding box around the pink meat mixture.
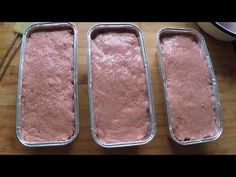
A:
[161,34,217,141]
[21,30,75,142]
[91,32,151,143]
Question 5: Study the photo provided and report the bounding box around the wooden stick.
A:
[0,33,20,68]
[0,37,22,82]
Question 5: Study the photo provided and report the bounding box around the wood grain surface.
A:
[0,22,235,154]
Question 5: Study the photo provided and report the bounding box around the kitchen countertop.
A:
[0,22,235,154]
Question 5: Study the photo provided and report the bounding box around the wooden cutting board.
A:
[0,22,235,154]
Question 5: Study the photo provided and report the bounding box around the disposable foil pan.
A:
[87,23,157,148]
[157,28,223,145]
[16,22,79,147]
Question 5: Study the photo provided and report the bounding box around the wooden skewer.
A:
[0,34,22,82]
[0,23,34,82]
[0,33,21,68]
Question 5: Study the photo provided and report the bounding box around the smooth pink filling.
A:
[21,30,74,142]
[161,35,217,141]
[91,32,151,143]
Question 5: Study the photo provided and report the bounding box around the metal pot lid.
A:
[212,22,236,38]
